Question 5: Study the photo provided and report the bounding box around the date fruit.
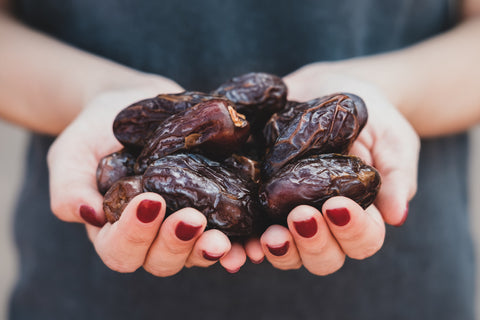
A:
[142,153,257,236]
[134,99,250,173]
[223,154,261,183]
[212,72,288,131]
[259,154,381,222]
[103,175,144,223]
[263,93,367,177]
[96,149,136,195]
[113,91,221,149]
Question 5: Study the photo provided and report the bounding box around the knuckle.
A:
[335,226,365,243]
[299,235,329,256]
[162,236,190,255]
[123,231,152,247]
[348,239,384,260]
[143,263,180,277]
[50,200,72,222]
[102,254,139,273]
[306,256,345,276]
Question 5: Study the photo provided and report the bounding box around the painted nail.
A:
[266,241,289,256]
[136,200,161,223]
[251,257,264,264]
[226,267,241,274]
[202,250,224,261]
[394,203,409,227]
[80,205,104,227]
[175,221,202,241]
[293,217,318,238]
[326,207,350,226]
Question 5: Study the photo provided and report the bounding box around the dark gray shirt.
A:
[10,1,474,319]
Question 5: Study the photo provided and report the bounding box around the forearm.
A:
[0,12,174,135]
[334,17,480,137]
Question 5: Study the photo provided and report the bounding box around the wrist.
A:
[83,69,183,110]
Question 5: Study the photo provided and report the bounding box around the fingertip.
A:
[245,238,264,264]
[220,242,247,272]
[121,192,166,225]
[80,204,106,227]
[375,186,410,226]
[287,205,320,222]
[287,205,321,239]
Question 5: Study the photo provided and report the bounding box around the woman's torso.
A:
[10,1,474,319]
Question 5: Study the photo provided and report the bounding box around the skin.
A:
[1,0,479,276]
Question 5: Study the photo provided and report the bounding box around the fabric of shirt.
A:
[9,1,475,319]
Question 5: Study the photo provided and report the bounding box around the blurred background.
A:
[0,120,479,320]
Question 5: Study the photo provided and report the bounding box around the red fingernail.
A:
[136,200,161,223]
[266,241,289,256]
[394,203,409,227]
[251,257,264,264]
[202,250,224,261]
[175,221,202,241]
[226,267,240,274]
[80,205,105,227]
[326,207,350,226]
[293,217,318,238]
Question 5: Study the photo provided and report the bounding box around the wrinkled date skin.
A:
[143,154,257,237]
[259,154,381,222]
[135,99,250,173]
[96,149,137,195]
[223,154,261,183]
[212,72,288,132]
[103,175,144,223]
[113,91,222,149]
[263,100,301,149]
[262,93,368,177]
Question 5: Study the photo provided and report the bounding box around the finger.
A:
[220,242,247,273]
[185,229,231,268]
[323,196,385,260]
[48,133,117,227]
[143,208,206,277]
[244,238,265,264]
[92,192,165,273]
[370,118,419,226]
[260,225,302,270]
[287,205,345,275]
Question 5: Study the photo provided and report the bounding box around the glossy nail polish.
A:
[80,205,104,227]
[175,221,202,241]
[136,200,161,223]
[266,241,289,256]
[202,250,224,261]
[326,207,350,226]
[293,217,318,238]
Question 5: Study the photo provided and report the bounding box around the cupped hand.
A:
[245,63,420,275]
[47,79,246,276]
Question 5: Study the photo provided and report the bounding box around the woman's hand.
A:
[47,80,246,276]
[245,63,420,275]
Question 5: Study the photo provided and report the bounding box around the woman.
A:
[1,0,479,319]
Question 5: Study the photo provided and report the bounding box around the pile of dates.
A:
[97,72,381,237]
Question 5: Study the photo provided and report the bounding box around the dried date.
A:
[96,149,136,195]
[134,99,250,173]
[263,100,301,149]
[142,153,257,237]
[103,175,144,223]
[223,154,261,183]
[212,72,288,132]
[259,154,381,222]
[113,91,221,149]
[263,93,367,177]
